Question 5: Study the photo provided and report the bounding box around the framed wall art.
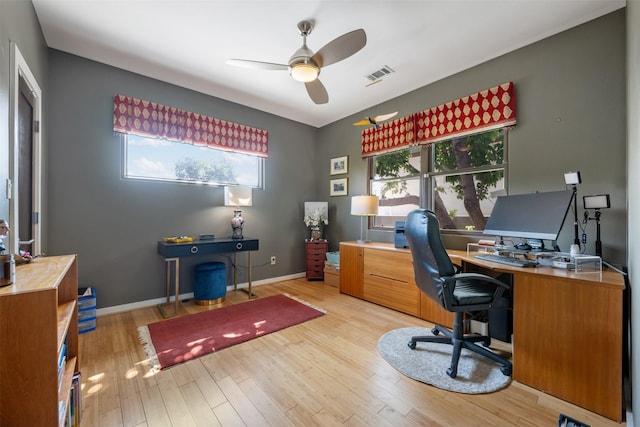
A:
[330,156,348,175]
[330,178,348,196]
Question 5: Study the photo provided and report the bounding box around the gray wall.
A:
[320,10,627,264]
[47,50,319,308]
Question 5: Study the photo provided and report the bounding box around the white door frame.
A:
[10,43,42,256]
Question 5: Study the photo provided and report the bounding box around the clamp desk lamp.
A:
[583,194,610,258]
[583,194,625,275]
[564,171,582,249]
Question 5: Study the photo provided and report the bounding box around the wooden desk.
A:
[157,238,259,317]
[339,242,626,422]
[452,249,625,422]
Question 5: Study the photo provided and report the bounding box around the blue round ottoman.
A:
[194,262,227,305]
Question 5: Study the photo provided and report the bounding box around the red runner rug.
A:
[138,293,325,370]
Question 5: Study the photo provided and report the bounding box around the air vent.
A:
[365,65,395,82]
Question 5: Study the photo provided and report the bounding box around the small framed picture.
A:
[330,156,348,175]
[330,178,348,196]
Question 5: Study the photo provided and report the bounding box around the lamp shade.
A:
[351,195,379,216]
[224,186,252,207]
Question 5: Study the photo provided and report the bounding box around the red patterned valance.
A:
[113,94,268,158]
[361,82,516,158]
[361,115,416,157]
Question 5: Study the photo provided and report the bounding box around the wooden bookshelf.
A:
[0,255,79,426]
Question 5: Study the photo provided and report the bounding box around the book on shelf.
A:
[71,372,81,427]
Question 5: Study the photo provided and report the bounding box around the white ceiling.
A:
[32,0,625,128]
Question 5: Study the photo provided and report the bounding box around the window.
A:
[370,128,507,232]
[124,134,263,187]
[370,147,422,228]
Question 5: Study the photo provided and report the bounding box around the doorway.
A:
[10,44,42,256]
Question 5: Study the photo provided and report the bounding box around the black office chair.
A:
[404,209,512,378]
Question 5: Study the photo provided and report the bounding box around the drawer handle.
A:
[190,246,199,254]
[236,242,243,250]
[370,273,408,284]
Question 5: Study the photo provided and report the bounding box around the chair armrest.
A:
[452,273,511,290]
[441,273,511,311]
[452,262,463,274]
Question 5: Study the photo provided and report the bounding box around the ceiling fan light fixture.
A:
[290,62,319,83]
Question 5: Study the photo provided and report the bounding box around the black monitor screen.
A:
[483,190,573,241]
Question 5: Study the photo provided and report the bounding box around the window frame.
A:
[122,134,265,188]
[369,128,509,234]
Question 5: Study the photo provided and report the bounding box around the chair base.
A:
[408,313,512,378]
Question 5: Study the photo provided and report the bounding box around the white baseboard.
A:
[95,272,306,316]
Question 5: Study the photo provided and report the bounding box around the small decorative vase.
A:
[310,226,322,241]
[231,210,244,239]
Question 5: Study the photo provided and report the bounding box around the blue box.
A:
[78,287,96,333]
[79,317,96,334]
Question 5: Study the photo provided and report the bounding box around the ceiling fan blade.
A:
[312,29,366,68]
[353,119,372,126]
[373,112,398,123]
[226,59,288,71]
[305,79,328,104]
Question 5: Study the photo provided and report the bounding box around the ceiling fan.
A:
[353,111,398,129]
[226,20,366,105]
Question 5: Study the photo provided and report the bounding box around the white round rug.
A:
[377,327,512,394]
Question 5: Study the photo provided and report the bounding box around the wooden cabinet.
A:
[0,255,79,426]
[339,243,363,298]
[363,248,420,316]
[339,241,453,325]
[511,271,624,421]
[305,240,328,280]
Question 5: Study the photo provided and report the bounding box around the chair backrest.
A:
[404,209,456,308]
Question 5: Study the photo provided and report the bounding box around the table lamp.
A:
[224,186,252,239]
[351,195,379,243]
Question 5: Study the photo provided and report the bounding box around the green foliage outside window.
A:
[175,157,235,183]
[371,128,506,231]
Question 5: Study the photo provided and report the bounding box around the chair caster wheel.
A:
[431,328,440,335]
[408,341,416,349]
[446,368,457,378]
[500,365,512,376]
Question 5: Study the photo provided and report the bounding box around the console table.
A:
[157,237,259,317]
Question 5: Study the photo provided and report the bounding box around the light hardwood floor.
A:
[78,278,626,426]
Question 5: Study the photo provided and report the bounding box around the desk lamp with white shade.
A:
[351,195,379,243]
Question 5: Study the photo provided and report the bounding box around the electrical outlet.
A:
[270,256,276,265]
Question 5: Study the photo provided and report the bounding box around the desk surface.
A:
[449,249,625,289]
[340,241,625,289]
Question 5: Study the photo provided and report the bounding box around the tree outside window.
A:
[370,128,507,231]
[124,134,263,187]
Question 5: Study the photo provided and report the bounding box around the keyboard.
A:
[474,253,538,268]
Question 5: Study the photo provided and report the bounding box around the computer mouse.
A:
[515,243,532,250]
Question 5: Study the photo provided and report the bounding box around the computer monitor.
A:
[483,190,574,242]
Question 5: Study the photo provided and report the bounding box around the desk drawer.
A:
[364,275,420,316]
[158,239,259,257]
[364,248,415,283]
